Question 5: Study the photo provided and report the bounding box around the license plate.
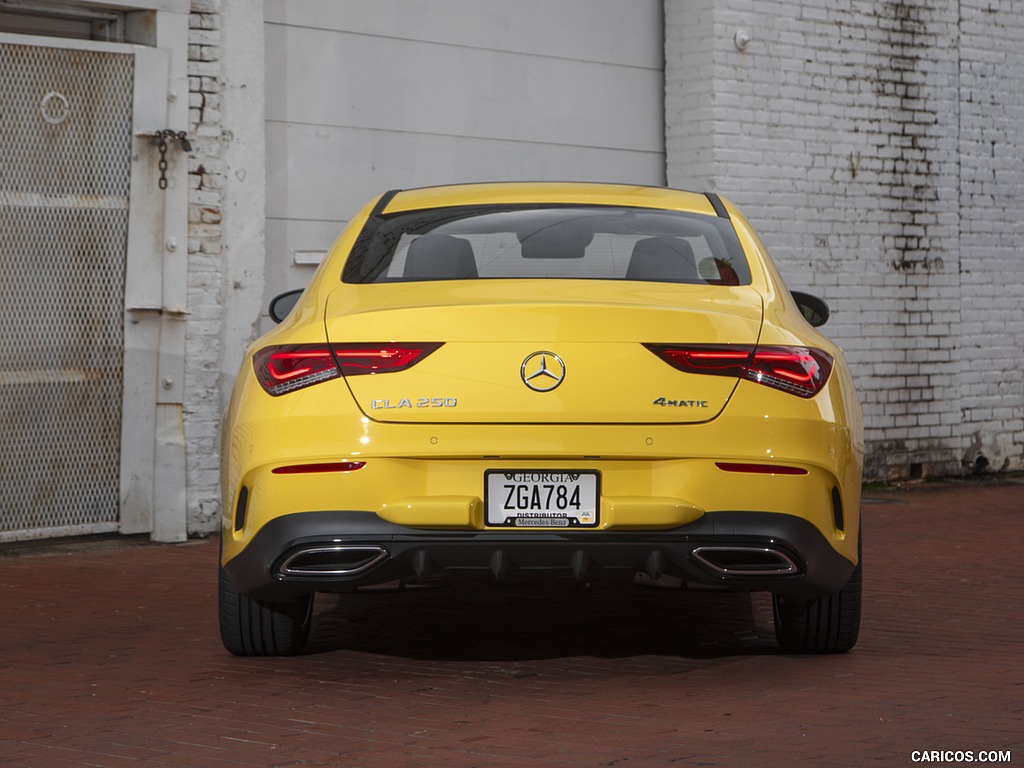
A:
[485,470,599,528]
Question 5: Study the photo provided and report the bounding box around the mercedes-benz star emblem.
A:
[521,351,566,392]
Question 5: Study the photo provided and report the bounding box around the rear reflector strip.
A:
[715,463,808,475]
[272,462,367,475]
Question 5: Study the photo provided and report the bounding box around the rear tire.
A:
[218,558,313,657]
[772,545,861,654]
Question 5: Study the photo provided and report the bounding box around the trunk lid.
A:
[324,281,763,424]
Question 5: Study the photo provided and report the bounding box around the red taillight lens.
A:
[746,346,833,398]
[645,344,833,398]
[253,342,442,396]
[644,344,752,377]
[254,345,340,395]
[330,342,442,376]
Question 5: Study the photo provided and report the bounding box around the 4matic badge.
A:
[653,397,709,408]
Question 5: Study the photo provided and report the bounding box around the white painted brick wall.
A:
[666,0,1024,480]
[183,0,266,534]
[185,0,224,533]
[958,0,1024,474]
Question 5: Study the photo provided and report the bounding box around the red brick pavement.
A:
[1,478,1021,768]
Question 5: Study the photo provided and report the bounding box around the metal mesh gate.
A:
[0,42,134,540]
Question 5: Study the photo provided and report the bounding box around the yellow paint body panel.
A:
[222,374,862,564]
[327,280,762,424]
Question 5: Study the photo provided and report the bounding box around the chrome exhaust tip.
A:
[278,545,388,577]
[691,546,798,576]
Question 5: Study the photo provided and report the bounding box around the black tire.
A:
[218,559,313,657]
[772,545,861,654]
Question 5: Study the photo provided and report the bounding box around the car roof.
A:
[381,182,723,217]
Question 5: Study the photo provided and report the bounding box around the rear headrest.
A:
[404,234,478,280]
[626,237,699,282]
[517,220,595,259]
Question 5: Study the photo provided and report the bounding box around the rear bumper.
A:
[222,510,856,601]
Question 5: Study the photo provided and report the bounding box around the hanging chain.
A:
[152,130,193,190]
[156,133,170,189]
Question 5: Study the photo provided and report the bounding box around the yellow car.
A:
[219,182,864,656]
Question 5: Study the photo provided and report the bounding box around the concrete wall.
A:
[665,0,1024,480]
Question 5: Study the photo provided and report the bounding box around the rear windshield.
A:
[342,204,750,285]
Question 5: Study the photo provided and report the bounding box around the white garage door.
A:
[263,0,665,299]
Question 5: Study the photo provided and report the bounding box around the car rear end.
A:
[219,183,863,655]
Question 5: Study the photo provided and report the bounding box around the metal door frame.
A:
[0,23,189,542]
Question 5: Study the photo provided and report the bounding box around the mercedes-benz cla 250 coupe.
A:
[219,182,863,656]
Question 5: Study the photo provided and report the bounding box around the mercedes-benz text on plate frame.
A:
[485,470,599,527]
[521,351,565,392]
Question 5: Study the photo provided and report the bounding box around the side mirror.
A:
[791,290,830,327]
[268,289,303,323]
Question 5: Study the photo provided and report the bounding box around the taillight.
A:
[747,347,833,398]
[644,344,833,398]
[254,345,340,396]
[330,343,442,376]
[644,345,752,377]
[253,343,442,396]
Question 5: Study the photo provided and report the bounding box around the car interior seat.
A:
[626,237,701,282]
[403,234,478,280]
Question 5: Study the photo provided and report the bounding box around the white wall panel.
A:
[266,123,667,223]
[263,0,664,299]
[265,25,661,151]
[264,0,663,69]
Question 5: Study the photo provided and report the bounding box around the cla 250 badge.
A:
[372,397,458,410]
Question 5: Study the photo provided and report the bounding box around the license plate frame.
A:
[484,470,600,528]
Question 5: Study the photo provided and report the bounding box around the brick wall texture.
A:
[666,0,1024,480]
[186,0,225,533]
